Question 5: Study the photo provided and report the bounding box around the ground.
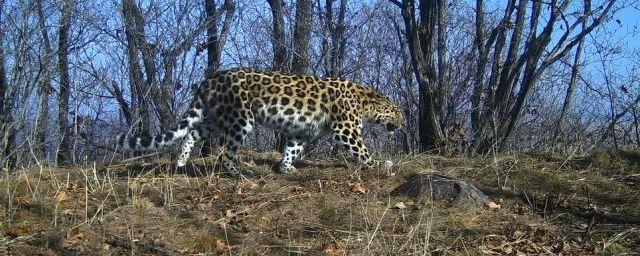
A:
[1,150,639,255]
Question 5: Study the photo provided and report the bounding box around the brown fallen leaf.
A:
[243,159,257,168]
[348,182,367,194]
[216,219,228,230]
[394,202,407,209]
[322,242,345,254]
[212,189,222,200]
[291,186,306,194]
[59,233,84,250]
[512,203,529,215]
[6,225,27,238]
[214,238,229,252]
[61,209,74,216]
[56,191,69,204]
[487,201,501,210]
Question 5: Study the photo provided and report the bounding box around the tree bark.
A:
[553,0,589,143]
[204,0,234,78]
[322,0,347,77]
[392,0,444,152]
[35,0,53,160]
[291,0,312,74]
[201,0,235,156]
[121,0,148,134]
[267,0,287,72]
[633,104,640,147]
[435,0,447,137]
[274,0,313,151]
[0,0,12,169]
[471,0,485,136]
[56,0,75,165]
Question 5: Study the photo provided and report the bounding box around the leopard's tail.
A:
[116,98,205,151]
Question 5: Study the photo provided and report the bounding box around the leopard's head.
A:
[364,89,405,135]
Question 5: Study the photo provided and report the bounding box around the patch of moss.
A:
[183,229,215,253]
[587,150,640,171]
[603,242,629,256]
[618,150,640,165]
[513,169,574,196]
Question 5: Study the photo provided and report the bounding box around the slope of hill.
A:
[1,151,639,255]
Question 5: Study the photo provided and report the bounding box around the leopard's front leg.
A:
[330,121,382,170]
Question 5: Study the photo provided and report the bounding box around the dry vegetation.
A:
[2,151,639,255]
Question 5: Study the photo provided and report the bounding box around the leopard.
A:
[117,68,405,176]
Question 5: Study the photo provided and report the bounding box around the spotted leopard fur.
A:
[117,68,405,176]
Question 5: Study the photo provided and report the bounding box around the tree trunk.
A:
[202,0,235,156]
[435,0,447,140]
[393,0,444,152]
[274,0,313,151]
[392,15,418,153]
[322,0,347,77]
[494,0,526,120]
[500,0,615,149]
[471,0,485,138]
[267,0,287,72]
[633,104,640,147]
[110,81,132,126]
[56,0,75,165]
[0,1,12,169]
[129,0,173,130]
[121,0,149,135]
[291,0,312,74]
[35,0,53,161]
[204,0,234,78]
[474,0,515,152]
[553,1,589,143]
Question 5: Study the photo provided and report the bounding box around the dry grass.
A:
[1,151,639,255]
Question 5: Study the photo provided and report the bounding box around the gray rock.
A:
[391,173,491,207]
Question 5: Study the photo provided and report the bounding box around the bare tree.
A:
[272,0,313,150]
[291,0,313,74]
[553,0,590,143]
[0,0,12,169]
[121,0,149,134]
[56,0,76,165]
[471,0,619,153]
[201,0,235,155]
[633,104,640,147]
[267,0,287,72]
[35,0,53,160]
[204,0,235,78]
[391,0,445,152]
[597,94,640,148]
[321,0,348,77]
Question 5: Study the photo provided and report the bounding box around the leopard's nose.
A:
[386,123,397,132]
